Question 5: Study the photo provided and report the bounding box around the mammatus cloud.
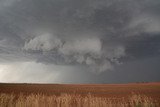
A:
[23,33,125,73]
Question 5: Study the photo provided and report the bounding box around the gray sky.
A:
[0,0,160,83]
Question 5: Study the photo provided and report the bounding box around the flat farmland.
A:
[0,83,160,98]
[0,82,160,107]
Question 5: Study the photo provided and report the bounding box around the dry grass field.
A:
[0,82,160,107]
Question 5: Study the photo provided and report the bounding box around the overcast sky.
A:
[0,0,160,83]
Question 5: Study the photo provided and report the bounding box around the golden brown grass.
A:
[0,93,159,107]
[0,83,160,107]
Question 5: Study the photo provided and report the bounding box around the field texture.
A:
[0,83,160,107]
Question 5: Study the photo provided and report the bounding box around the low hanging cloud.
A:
[59,37,101,55]
[24,33,125,73]
[0,0,160,83]
[24,33,62,51]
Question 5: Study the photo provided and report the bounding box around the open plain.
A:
[0,82,160,107]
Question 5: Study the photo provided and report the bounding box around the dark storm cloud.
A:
[0,0,160,82]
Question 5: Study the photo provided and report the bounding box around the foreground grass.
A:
[0,93,159,107]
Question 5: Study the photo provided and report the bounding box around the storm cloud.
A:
[0,0,160,83]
